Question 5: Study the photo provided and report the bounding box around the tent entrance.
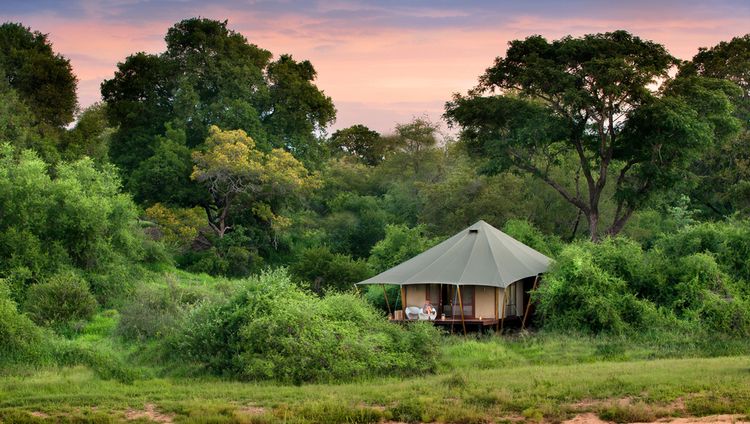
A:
[441,285,474,318]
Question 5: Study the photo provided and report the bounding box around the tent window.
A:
[469,229,478,234]
[506,283,517,316]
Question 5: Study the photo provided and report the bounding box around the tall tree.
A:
[102,18,335,187]
[328,124,385,165]
[446,31,740,240]
[679,34,750,216]
[0,23,78,128]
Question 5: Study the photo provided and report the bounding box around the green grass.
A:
[2,355,750,423]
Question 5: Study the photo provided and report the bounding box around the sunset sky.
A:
[3,0,749,133]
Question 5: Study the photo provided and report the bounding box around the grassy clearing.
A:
[2,355,750,423]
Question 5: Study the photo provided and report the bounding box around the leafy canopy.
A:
[446,30,740,240]
[102,18,335,184]
[0,22,77,127]
[191,126,319,238]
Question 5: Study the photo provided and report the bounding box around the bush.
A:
[116,286,182,341]
[0,144,149,305]
[23,271,97,328]
[368,224,438,273]
[698,292,750,336]
[502,219,563,257]
[535,243,659,334]
[0,280,48,364]
[363,283,402,313]
[167,269,441,383]
[290,246,372,294]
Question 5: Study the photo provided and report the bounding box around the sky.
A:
[3,0,750,134]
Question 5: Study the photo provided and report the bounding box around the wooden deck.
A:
[389,316,525,333]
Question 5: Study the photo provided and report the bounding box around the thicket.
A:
[164,269,441,383]
[535,222,750,336]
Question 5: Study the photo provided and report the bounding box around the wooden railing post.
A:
[457,285,467,336]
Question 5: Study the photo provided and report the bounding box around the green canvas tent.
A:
[357,220,551,333]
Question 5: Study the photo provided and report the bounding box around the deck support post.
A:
[457,285,467,336]
[522,275,540,330]
[500,286,507,334]
[381,284,392,318]
[401,286,406,319]
[495,286,499,334]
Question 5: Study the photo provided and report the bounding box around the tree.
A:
[446,31,740,240]
[0,76,59,162]
[328,124,386,165]
[102,18,335,186]
[191,126,318,239]
[61,103,112,163]
[0,22,77,127]
[679,34,750,216]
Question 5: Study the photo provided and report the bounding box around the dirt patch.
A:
[124,403,174,423]
[572,397,634,410]
[30,411,50,418]
[563,412,613,424]
[633,415,750,424]
[237,405,266,415]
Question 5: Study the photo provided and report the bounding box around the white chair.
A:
[404,306,422,320]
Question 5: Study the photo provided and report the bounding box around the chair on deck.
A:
[404,306,422,320]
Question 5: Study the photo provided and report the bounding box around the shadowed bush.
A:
[23,271,97,329]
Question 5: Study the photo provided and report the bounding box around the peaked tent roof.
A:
[357,220,551,288]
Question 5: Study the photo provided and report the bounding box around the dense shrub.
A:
[502,219,563,257]
[535,243,660,334]
[0,144,152,303]
[23,271,97,328]
[368,224,438,273]
[363,283,402,313]
[698,292,750,336]
[167,269,440,383]
[290,246,372,294]
[655,221,750,282]
[116,286,182,341]
[0,280,48,363]
[180,226,264,277]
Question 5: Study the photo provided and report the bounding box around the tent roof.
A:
[357,220,551,288]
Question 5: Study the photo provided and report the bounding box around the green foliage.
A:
[130,125,198,206]
[323,192,391,258]
[535,241,661,334]
[501,219,562,257]
[102,18,334,183]
[290,246,372,294]
[0,76,60,162]
[368,224,438,273]
[116,286,183,341]
[0,144,150,303]
[363,284,402,313]
[191,126,319,240]
[0,22,77,127]
[23,271,98,328]
[60,103,112,163]
[0,280,47,364]
[167,269,441,383]
[328,124,386,165]
[446,30,740,240]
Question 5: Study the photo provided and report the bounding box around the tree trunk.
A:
[587,210,600,242]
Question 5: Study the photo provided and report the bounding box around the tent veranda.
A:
[356,220,551,334]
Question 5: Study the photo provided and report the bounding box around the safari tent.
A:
[356,220,551,334]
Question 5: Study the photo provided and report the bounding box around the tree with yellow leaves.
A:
[191,126,318,238]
